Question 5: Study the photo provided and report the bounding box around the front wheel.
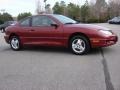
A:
[10,36,22,51]
[70,35,90,55]
[1,28,5,33]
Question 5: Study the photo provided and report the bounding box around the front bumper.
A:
[91,35,118,48]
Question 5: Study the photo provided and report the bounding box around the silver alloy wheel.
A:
[11,37,19,50]
[72,39,86,53]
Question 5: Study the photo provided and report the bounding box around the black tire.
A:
[10,36,22,51]
[69,35,90,55]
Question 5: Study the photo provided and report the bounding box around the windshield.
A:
[52,15,77,24]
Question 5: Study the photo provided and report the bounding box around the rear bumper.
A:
[91,35,118,48]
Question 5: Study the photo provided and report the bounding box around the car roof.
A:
[18,14,63,24]
[30,14,61,17]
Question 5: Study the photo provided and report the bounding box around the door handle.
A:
[29,29,35,31]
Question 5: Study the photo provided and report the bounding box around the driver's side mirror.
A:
[51,23,58,29]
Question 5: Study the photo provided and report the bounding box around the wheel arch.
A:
[68,32,91,47]
[9,33,19,42]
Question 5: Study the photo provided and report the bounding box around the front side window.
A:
[32,16,55,27]
[20,18,30,26]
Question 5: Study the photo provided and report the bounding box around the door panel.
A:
[18,17,32,44]
[29,26,63,46]
[29,16,64,46]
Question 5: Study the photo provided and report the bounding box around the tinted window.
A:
[20,18,30,26]
[52,15,77,24]
[32,16,55,27]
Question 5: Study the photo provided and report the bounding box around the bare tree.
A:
[108,0,120,17]
[95,0,107,19]
[45,4,53,14]
[0,9,5,14]
[36,0,41,14]
[36,0,45,14]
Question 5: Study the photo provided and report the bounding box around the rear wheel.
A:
[70,35,90,55]
[10,36,22,51]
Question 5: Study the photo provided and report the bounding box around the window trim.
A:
[19,17,31,27]
[31,15,57,27]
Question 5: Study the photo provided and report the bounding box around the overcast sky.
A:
[0,0,91,17]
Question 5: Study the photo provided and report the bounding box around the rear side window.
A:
[20,18,30,26]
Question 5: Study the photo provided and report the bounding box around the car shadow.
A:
[22,46,101,55]
[2,46,103,56]
[101,47,118,54]
[89,48,101,55]
[24,46,68,52]
[1,45,103,55]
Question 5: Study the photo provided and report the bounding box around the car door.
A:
[18,17,33,44]
[29,15,64,46]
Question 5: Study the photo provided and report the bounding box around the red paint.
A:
[4,14,118,48]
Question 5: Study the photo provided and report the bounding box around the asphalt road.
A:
[0,23,119,90]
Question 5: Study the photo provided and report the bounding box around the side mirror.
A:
[51,23,58,29]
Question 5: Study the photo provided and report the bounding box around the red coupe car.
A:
[4,14,118,55]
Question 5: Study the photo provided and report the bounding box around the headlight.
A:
[99,30,113,36]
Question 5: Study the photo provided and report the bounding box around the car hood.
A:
[66,24,110,31]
